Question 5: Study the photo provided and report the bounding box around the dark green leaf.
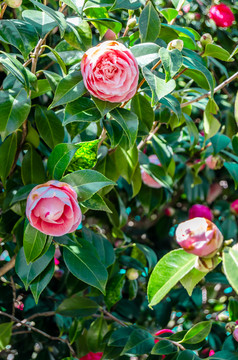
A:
[110,108,138,148]
[131,94,154,134]
[0,322,12,351]
[23,223,47,264]
[57,293,99,317]
[122,329,154,355]
[130,43,160,67]
[159,48,183,82]
[0,133,17,186]
[22,10,57,37]
[151,340,177,355]
[21,145,46,185]
[224,162,238,189]
[64,98,101,125]
[30,259,55,303]
[223,248,238,294]
[139,2,160,43]
[87,316,108,352]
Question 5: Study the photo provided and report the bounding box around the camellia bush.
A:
[0,0,238,358]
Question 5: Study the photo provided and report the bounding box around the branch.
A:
[10,276,16,316]
[0,311,76,357]
[137,122,160,150]
[181,71,238,109]
[0,3,7,19]
[0,255,16,278]
[101,308,128,327]
[27,311,55,321]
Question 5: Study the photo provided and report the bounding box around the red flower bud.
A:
[189,204,213,221]
[209,4,235,28]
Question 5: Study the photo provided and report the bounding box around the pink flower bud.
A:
[154,329,174,344]
[205,155,223,170]
[164,207,175,217]
[176,217,223,258]
[183,4,190,13]
[206,183,222,204]
[209,350,215,356]
[54,258,60,266]
[189,204,213,221]
[231,200,238,215]
[233,328,238,342]
[141,155,162,189]
[26,181,82,237]
[194,13,201,20]
[80,352,103,360]
[209,4,235,28]
[103,29,117,40]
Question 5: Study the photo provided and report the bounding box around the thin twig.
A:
[0,255,16,278]
[101,308,127,327]
[98,127,107,147]
[27,311,55,321]
[0,3,7,19]
[181,71,238,108]
[0,311,76,357]
[137,123,161,150]
[10,276,16,317]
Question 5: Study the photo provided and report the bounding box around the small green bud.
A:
[126,268,139,280]
[167,39,184,51]
[226,322,236,333]
[127,17,137,29]
[195,256,219,273]
[200,33,213,48]
[5,0,22,8]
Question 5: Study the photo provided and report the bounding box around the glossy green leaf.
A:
[30,259,55,303]
[139,2,160,43]
[204,99,220,140]
[15,245,55,288]
[63,0,84,14]
[48,143,78,180]
[92,96,120,117]
[49,71,86,108]
[23,223,47,264]
[21,145,46,185]
[0,20,38,60]
[181,321,212,344]
[65,19,92,51]
[223,248,238,294]
[160,8,178,22]
[105,274,125,309]
[109,326,135,346]
[176,350,201,360]
[81,193,112,213]
[203,44,232,62]
[152,135,173,168]
[62,169,116,201]
[122,329,154,355]
[63,239,108,293]
[224,162,238,189]
[87,316,108,352]
[0,322,12,351]
[131,94,154,134]
[41,45,67,75]
[35,106,64,149]
[183,57,214,94]
[22,10,57,37]
[147,249,196,307]
[180,268,206,296]
[110,0,142,10]
[211,133,230,155]
[130,43,160,67]
[0,133,17,186]
[64,98,101,125]
[151,339,177,355]
[110,108,138,148]
[160,48,183,82]
[57,293,99,317]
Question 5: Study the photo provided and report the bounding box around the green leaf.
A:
[223,248,238,294]
[151,340,177,355]
[0,133,17,186]
[147,249,196,307]
[202,44,232,62]
[86,17,122,38]
[139,2,160,43]
[130,43,160,68]
[181,321,212,344]
[136,244,157,272]
[82,193,112,213]
[159,48,183,82]
[0,89,31,140]
[180,268,206,296]
[152,135,173,168]
[131,94,154,134]
[56,294,99,317]
[35,106,64,149]
[160,8,178,22]
[235,91,238,126]
[109,326,135,346]
[87,316,108,352]
[62,0,84,14]
[48,143,78,180]
[30,259,55,303]
[105,274,125,309]
[184,113,199,148]
[23,223,47,264]
[22,10,57,37]
[0,322,12,351]
[176,350,201,360]
[21,145,46,185]
[68,140,99,172]
[30,0,67,37]
[93,96,120,117]
[122,329,154,355]
[0,20,38,60]
[211,133,230,155]
[160,94,182,120]
[142,67,176,105]
[110,0,142,10]
[183,57,214,94]
[224,162,238,189]
[64,98,101,125]
[204,99,220,140]
[110,108,138,148]
[49,71,86,108]
[63,239,108,293]
[41,45,67,75]
[228,298,238,322]
[141,163,172,190]
[62,169,116,201]
[15,245,55,288]
[65,19,92,51]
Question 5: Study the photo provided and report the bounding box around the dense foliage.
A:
[0,0,238,359]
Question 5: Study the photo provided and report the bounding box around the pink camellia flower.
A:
[209,4,235,28]
[141,155,162,189]
[26,181,82,237]
[231,200,238,215]
[189,204,213,221]
[81,41,139,103]
[155,329,174,360]
[176,217,223,258]
[233,328,238,342]
[80,352,103,360]
[103,29,117,40]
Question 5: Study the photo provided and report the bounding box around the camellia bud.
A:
[5,0,22,8]
[200,33,213,47]
[176,217,223,258]
[195,256,219,273]
[189,204,213,221]
[126,268,139,280]
[233,328,238,342]
[226,322,236,333]
[164,207,175,217]
[205,155,223,170]
[167,39,184,51]
[103,29,117,40]
[231,200,238,216]
[127,16,137,29]
[209,4,235,28]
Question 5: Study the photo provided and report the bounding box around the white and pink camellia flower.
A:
[141,155,162,189]
[81,41,139,103]
[189,204,213,221]
[26,181,82,237]
[176,217,223,258]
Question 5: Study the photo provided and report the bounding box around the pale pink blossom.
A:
[176,217,223,258]
[81,41,139,103]
[141,155,162,189]
[26,181,82,236]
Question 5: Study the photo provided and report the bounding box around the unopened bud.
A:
[217,311,229,321]
[104,29,117,40]
[5,0,22,8]
[127,16,137,29]
[126,268,139,280]
[195,256,219,273]
[164,207,175,217]
[200,33,213,47]
[233,328,238,342]
[205,155,223,170]
[226,322,236,333]
[167,39,184,51]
